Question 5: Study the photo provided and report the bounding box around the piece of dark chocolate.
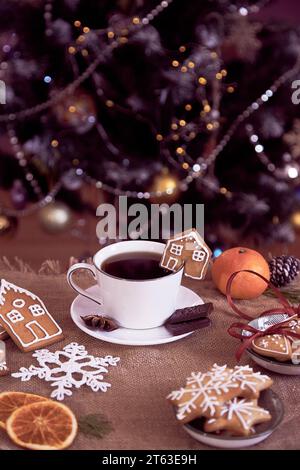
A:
[165,317,211,336]
[166,302,213,325]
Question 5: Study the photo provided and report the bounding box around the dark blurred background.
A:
[258,0,300,23]
[1,0,300,270]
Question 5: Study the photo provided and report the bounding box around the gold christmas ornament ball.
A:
[39,202,72,234]
[291,211,300,230]
[149,172,180,203]
[52,89,97,134]
[0,215,17,237]
[0,214,10,233]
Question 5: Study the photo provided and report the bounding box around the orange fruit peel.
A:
[6,400,77,450]
[0,391,47,429]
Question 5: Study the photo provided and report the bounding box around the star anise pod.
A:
[81,314,118,332]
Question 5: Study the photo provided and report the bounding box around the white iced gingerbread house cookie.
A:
[0,279,63,352]
[160,229,211,280]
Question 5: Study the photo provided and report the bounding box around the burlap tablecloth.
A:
[0,269,299,450]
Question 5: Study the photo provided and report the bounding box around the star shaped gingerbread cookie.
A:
[167,364,272,423]
[204,397,271,436]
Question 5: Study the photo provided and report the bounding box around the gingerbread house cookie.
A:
[0,279,63,352]
[160,229,211,280]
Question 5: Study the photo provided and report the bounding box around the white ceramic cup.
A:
[67,240,184,330]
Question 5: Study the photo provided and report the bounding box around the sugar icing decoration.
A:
[12,342,120,400]
[253,334,290,356]
[168,364,272,421]
[230,365,270,393]
[218,397,270,431]
[168,364,238,421]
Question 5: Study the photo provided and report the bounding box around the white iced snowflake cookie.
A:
[0,279,63,352]
[12,342,120,400]
[229,365,273,398]
[167,364,272,424]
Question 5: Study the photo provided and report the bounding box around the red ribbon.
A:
[226,269,299,320]
[226,269,300,361]
[228,315,300,361]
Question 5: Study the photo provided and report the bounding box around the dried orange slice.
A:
[6,401,78,450]
[0,392,47,429]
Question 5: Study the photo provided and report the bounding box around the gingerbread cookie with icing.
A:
[168,365,239,423]
[0,279,63,352]
[167,364,272,424]
[160,229,211,280]
[283,317,300,340]
[230,365,273,398]
[204,397,271,437]
[291,339,300,365]
[251,334,292,362]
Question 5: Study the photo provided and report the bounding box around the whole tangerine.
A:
[211,247,270,299]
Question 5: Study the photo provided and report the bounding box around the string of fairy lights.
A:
[0,0,175,217]
[0,0,297,220]
[87,48,300,200]
[156,53,300,200]
[0,0,173,125]
[245,123,299,179]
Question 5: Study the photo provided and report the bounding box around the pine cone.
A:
[269,255,300,287]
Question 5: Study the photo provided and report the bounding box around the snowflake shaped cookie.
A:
[168,364,272,423]
[230,365,272,398]
[168,365,239,422]
[12,342,120,400]
[204,398,271,436]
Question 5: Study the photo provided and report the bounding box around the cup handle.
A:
[67,262,102,306]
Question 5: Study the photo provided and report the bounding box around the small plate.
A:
[70,284,204,346]
[242,314,300,375]
[183,389,284,449]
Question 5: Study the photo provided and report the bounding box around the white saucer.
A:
[70,285,204,346]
